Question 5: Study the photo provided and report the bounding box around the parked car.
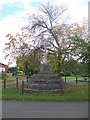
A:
[18,71,24,76]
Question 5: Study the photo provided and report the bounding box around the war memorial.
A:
[23,39,69,93]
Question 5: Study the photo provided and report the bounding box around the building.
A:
[0,62,8,72]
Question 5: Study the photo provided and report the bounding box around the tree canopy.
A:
[3,2,88,76]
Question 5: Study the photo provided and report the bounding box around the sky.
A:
[0,0,89,66]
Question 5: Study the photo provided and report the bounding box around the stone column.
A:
[43,40,47,64]
[41,38,51,73]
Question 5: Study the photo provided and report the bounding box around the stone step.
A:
[31,74,59,79]
[28,80,63,84]
[24,88,63,92]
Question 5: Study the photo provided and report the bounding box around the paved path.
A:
[0,79,23,87]
[65,79,89,85]
[2,101,88,118]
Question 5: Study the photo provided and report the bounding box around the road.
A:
[65,79,89,85]
[2,101,88,118]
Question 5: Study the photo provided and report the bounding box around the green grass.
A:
[62,76,75,79]
[6,76,16,81]
[0,76,22,82]
[2,84,89,102]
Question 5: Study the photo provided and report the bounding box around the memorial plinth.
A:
[24,70,69,93]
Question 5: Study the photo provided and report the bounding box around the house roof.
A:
[0,62,8,68]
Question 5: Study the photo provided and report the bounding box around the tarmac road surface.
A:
[1,101,88,118]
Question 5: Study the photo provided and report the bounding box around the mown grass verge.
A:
[0,76,22,82]
[2,84,89,102]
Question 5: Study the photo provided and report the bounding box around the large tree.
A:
[24,2,88,76]
[3,2,88,76]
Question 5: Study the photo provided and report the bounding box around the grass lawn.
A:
[62,76,76,79]
[0,76,22,82]
[5,76,16,82]
[2,84,89,102]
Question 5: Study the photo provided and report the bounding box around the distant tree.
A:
[79,43,90,77]
[8,67,17,73]
[16,48,42,74]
